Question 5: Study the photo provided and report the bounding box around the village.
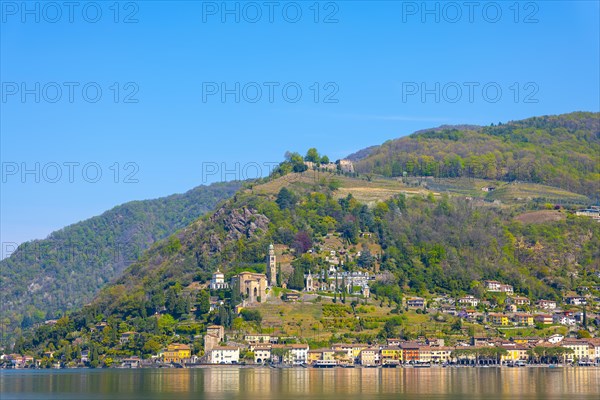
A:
[3,243,599,370]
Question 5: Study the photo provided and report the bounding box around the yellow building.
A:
[489,313,509,326]
[513,314,534,326]
[501,346,529,362]
[307,350,323,364]
[359,348,378,366]
[162,343,191,363]
[430,347,453,364]
[562,340,593,362]
[380,346,402,365]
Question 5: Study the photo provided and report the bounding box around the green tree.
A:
[305,148,320,163]
[196,290,211,318]
[288,267,305,290]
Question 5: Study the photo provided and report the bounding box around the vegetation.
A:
[0,181,241,347]
[7,112,600,363]
[354,112,600,198]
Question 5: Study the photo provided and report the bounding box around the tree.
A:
[305,148,320,163]
[276,187,297,210]
[196,290,211,318]
[240,309,262,324]
[320,155,330,164]
[577,330,591,339]
[288,267,305,290]
[292,231,312,254]
[158,314,176,335]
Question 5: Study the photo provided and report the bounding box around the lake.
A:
[1,367,598,400]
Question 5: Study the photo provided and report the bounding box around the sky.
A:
[1,0,599,255]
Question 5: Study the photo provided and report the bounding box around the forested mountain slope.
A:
[0,181,240,343]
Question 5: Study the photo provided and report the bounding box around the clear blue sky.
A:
[1,1,599,252]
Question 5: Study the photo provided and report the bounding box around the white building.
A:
[252,345,272,364]
[210,269,229,290]
[536,300,557,310]
[458,295,479,307]
[553,314,576,326]
[565,296,587,306]
[209,346,240,364]
[547,334,564,344]
[288,344,309,365]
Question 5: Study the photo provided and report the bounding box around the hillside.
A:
[0,181,241,344]
[353,112,600,199]
[15,164,599,360]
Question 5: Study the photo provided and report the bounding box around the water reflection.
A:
[1,367,598,400]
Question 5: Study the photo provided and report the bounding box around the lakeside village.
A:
[3,243,600,370]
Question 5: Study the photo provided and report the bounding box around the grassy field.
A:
[252,171,591,207]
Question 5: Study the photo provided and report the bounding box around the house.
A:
[430,347,453,364]
[307,348,336,364]
[426,338,445,347]
[288,344,309,365]
[484,280,513,294]
[500,284,514,294]
[506,296,530,306]
[282,293,301,302]
[565,296,587,306]
[512,337,541,345]
[484,280,502,292]
[458,295,479,307]
[244,334,274,344]
[575,208,600,220]
[359,348,378,366]
[121,356,141,368]
[209,346,240,364]
[513,313,534,326]
[400,342,420,363]
[501,345,530,363]
[380,346,402,365]
[307,349,324,364]
[253,344,272,364]
[406,297,425,308]
[488,313,509,326]
[471,337,491,347]
[536,300,557,310]
[418,346,432,363]
[562,339,593,362]
[162,343,191,363]
[534,314,553,325]
[119,331,137,345]
[553,313,576,326]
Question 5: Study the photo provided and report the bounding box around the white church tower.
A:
[267,243,277,286]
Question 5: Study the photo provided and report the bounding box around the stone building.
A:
[267,243,277,286]
[231,272,267,303]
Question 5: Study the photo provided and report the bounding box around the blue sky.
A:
[1,0,599,252]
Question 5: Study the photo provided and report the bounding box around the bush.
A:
[240,309,262,324]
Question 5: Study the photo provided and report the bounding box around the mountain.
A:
[12,112,600,359]
[352,112,600,199]
[0,181,241,344]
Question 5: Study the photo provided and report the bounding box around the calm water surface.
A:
[1,367,599,400]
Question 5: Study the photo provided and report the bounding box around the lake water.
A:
[1,367,598,400]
